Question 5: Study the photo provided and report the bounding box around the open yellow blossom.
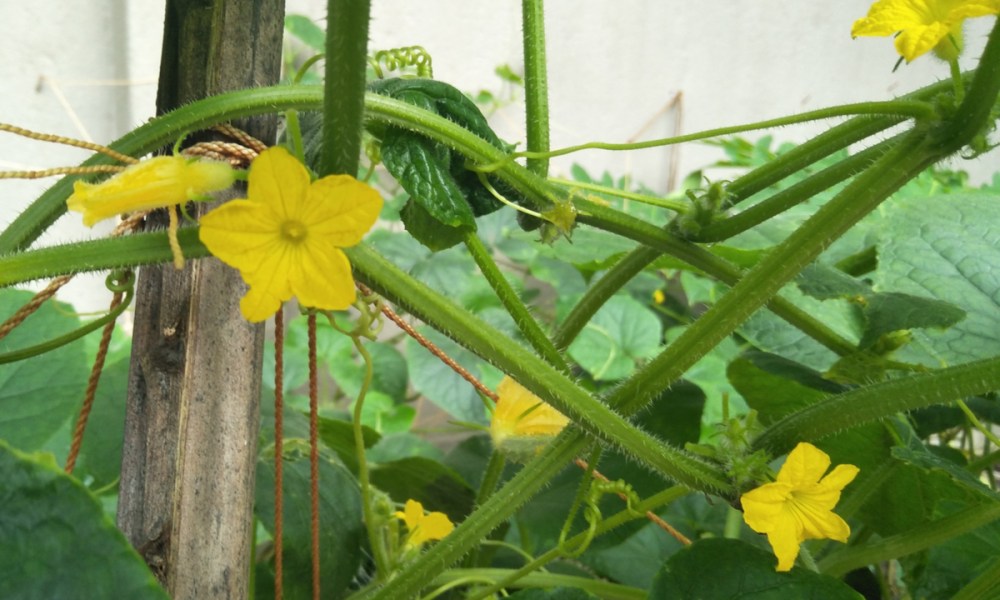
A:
[851,0,1000,62]
[489,376,570,461]
[395,499,454,549]
[67,155,235,227]
[740,442,859,572]
[199,146,382,322]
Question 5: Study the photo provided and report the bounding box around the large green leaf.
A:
[650,538,862,599]
[876,192,1000,364]
[0,441,167,599]
[727,351,844,424]
[405,328,495,423]
[381,128,477,229]
[254,455,363,600]
[370,456,476,521]
[0,289,89,451]
[568,295,662,381]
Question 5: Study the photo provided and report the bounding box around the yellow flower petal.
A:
[67,156,234,226]
[740,442,859,572]
[851,0,1000,62]
[395,499,454,548]
[199,146,382,322]
[489,376,570,460]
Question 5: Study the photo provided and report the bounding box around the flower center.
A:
[280,220,308,243]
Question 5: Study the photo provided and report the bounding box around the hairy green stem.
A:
[722,115,902,206]
[348,432,585,600]
[604,132,937,418]
[320,0,371,176]
[508,101,932,163]
[463,232,566,370]
[696,136,898,242]
[940,18,1000,153]
[348,244,730,492]
[819,503,1000,577]
[552,246,662,350]
[0,227,211,287]
[464,486,687,600]
[521,0,550,177]
[574,200,858,357]
[953,555,1000,600]
[752,356,1000,454]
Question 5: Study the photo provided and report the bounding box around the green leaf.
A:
[859,292,966,349]
[876,192,1000,364]
[797,264,871,299]
[0,441,168,599]
[254,456,363,600]
[367,432,444,463]
[382,128,477,229]
[568,295,662,381]
[369,456,476,521]
[650,538,863,599]
[727,351,844,424]
[0,289,89,450]
[284,15,325,52]
[328,341,409,402]
[399,197,470,251]
[739,283,861,371]
[351,390,415,434]
[406,328,493,423]
[316,416,380,472]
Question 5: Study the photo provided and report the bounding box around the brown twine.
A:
[273,306,285,600]
[0,211,147,345]
[213,124,269,154]
[307,313,321,600]
[359,285,499,404]
[0,122,138,164]
[64,286,126,474]
[0,275,73,343]
[182,141,259,168]
[575,458,691,545]
[0,165,126,180]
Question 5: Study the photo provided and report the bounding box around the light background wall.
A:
[3,2,998,311]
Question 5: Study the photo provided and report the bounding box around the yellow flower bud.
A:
[67,155,235,227]
[489,376,570,461]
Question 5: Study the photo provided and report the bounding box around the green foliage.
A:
[650,538,863,599]
[0,441,168,600]
[3,9,1000,599]
[0,289,88,450]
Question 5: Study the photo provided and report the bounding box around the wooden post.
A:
[117,1,284,597]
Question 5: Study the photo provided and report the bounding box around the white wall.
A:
[3,2,998,311]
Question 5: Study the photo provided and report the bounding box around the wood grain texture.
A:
[117,1,285,597]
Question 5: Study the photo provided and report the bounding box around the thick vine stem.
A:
[819,503,1000,578]
[320,0,370,177]
[752,355,1000,455]
[347,243,732,494]
[521,0,550,177]
[602,133,940,419]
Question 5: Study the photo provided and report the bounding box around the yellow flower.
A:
[740,442,859,572]
[199,146,382,322]
[851,0,1000,62]
[67,155,235,227]
[395,499,454,549]
[489,376,570,461]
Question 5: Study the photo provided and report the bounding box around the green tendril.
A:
[369,46,434,79]
[0,270,134,364]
